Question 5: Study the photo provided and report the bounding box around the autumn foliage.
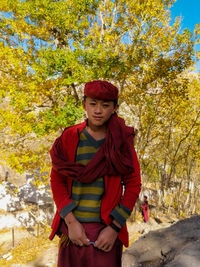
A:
[0,0,199,213]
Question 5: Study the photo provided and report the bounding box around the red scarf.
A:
[50,113,135,183]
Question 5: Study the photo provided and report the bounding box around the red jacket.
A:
[49,121,141,247]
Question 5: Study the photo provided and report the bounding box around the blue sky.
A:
[170,0,200,72]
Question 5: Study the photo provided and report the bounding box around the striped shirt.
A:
[60,127,132,226]
[72,128,105,222]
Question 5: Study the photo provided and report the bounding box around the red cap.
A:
[84,80,118,101]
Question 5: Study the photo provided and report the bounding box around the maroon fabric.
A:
[50,113,135,184]
[58,221,122,267]
[84,80,118,101]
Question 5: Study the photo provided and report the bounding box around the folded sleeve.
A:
[60,201,77,219]
[109,146,141,226]
[109,203,132,226]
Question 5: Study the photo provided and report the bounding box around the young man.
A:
[49,80,141,267]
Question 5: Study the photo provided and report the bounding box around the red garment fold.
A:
[50,113,135,183]
[58,222,122,267]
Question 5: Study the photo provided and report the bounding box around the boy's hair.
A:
[83,95,118,107]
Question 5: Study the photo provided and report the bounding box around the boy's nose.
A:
[95,104,102,113]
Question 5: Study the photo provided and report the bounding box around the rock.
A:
[122,215,200,267]
[18,173,52,206]
[0,182,25,212]
[122,253,137,267]
[0,180,54,230]
[0,179,52,212]
[165,240,200,267]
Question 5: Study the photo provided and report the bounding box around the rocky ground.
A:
[123,215,200,267]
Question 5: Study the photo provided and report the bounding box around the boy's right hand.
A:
[64,212,90,247]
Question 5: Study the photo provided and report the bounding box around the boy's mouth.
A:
[93,116,103,120]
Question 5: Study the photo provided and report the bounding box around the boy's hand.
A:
[64,213,90,247]
[94,226,118,252]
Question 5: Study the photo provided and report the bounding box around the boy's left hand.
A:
[94,226,118,252]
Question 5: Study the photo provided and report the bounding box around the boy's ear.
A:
[113,104,119,113]
[82,100,86,109]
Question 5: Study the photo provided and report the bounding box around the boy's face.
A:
[83,97,118,128]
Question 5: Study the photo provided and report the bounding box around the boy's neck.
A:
[86,124,107,140]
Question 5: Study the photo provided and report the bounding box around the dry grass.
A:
[0,230,59,267]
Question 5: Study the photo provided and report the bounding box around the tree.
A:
[0,0,197,183]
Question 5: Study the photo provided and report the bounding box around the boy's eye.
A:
[89,102,96,105]
[103,102,111,107]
